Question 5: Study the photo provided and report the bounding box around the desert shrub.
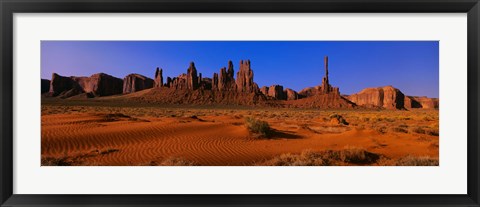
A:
[398,124,409,128]
[411,127,426,134]
[102,113,131,122]
[258,148,380,166]
[233,114,244,119]
[374,125,387,134]
[329,114,349,125]
[373,117,383,122]
[355,125,366,130]
[260,150,326,166]
[391,127,408,133]
[411,126,439,136]
[383,118,395,122]
[244,117,272,138]
[159,157,197,166]
[395,155,439,166]
[398,116,411,120]
[422,116,433,121]
[41,156,73,166]
[339,146,379,164]
[425,128,439,136]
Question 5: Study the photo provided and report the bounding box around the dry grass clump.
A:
[41,148,120,166]
[395,155,439,166]
[259,147,380,166]
[41,156,74,166]
[101,113,131,122]
[244,117,272,138]
[391,126,409,133]
[329,114,349,125]
[158,157,198,166]
[338,146,380,164]
[260,150,327,166]
[411,126,439,136]
[374,125,387,134]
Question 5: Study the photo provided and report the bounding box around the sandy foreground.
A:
[41,104,439,166]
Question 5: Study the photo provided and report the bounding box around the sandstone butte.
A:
[43,56,439,110]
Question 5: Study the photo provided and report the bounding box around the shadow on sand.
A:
[269,129,303,139]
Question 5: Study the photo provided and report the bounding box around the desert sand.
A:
[41,102,439,166]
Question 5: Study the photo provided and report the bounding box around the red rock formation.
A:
[198,73,202,86]
[298,56,340,97]
[171,74,188,90]
[132,86,268,106]
[212,73,219,90]
[218,61,236,91]
[123,74,154,94]
[260,86,269,96]
[286,56,354,108]
[287,93,355,109]
[200,77,213,90]
[49,73,123,98]
[285,88,298,100]
[129,60,268,106]
[319,56,340,95]
[227,60,234,79]
[41,79,50,94]
[236,60,258,93]
[165,77,172,87]
[154,67,163,88]
[259,85,297,101]
[417,97,439,109]
[49,73,80,97]
[186,62,199,90]
[72,73,123,96]
[405,96,439,109]
[218,67,229,91]
[45,57,438,110]
[298,86,321,97]
[268,85,286,100]
[346,86,405,109]
[347,86,439,110]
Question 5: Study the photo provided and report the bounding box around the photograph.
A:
[40,41,439,166]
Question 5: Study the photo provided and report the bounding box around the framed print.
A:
[1,0,479,206]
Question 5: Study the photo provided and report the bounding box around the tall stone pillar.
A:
[324,56,329,83]
[154,67,163,88]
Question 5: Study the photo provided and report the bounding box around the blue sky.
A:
[41,41,439,97]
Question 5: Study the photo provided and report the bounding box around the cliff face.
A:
[72,73,123,96]
[41,79,50,94]
[285,88,298,100]
[346,86,405,110]
[48,73,84,98]
[267,85,285,100]
[405,96,439,109]
[123,74,154,94]
[48,73,123,98]
[346,86,438,109]
[259,85,298,101]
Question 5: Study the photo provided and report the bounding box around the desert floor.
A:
[41,101,439,166]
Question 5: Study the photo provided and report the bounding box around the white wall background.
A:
[13,13,467,194]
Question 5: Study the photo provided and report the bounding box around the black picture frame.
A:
[1,0,479,206]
